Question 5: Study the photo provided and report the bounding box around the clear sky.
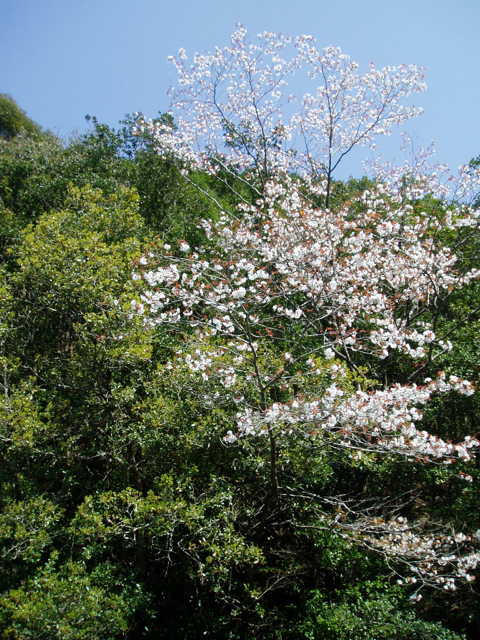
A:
[2,0,479,178]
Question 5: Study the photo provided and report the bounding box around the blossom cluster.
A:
[134,178,480,368]
[346,515,480,592]
[135,26,428,194]
[228,375,477,461]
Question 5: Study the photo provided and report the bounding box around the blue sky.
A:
[2,0,479,178]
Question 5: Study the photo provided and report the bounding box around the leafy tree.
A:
[1,186,150,498]
[0,112,217,273]
[0,557,149,639]
[0,94,41,140]
[299,582,465,639]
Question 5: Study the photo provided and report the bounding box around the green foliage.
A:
[0,94,41,140]
[0,496,61,564]
[0,114,217,257]
[0,127,127,230]
[1,186,154,500]
[299,582,466,639]
[9,184,146,369]
[0,557,149,639]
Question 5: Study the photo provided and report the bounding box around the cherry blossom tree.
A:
[132,27,480,594]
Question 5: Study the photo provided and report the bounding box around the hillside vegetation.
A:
[1,30,480,638]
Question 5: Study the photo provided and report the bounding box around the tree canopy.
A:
[0,93,41,140]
